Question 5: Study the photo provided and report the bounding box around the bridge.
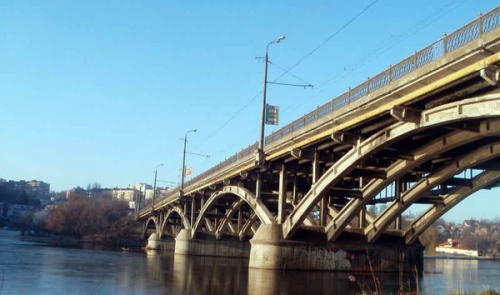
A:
[139,7,500,272]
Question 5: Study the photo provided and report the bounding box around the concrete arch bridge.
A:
[139,7,500,272]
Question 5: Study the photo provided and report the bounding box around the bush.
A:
[45,196,140,244]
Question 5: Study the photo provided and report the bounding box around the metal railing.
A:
[144,7,500,213]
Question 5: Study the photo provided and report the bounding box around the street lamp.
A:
[180,129,197,197]
[152,163,163,208]
[256,35,285,166]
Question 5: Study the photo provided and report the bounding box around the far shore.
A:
[424,253,499,260]
[0,228,145,250]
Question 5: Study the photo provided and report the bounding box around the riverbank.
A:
[0,228,145,250]
[425,253,499,260]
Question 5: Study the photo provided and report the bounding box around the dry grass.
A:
[347,271,500,295]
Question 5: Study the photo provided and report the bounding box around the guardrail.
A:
[142,7,500,214]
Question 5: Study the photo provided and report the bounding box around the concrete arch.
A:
[159,206,190,237]
[365,141,500,242]
[326,119,500,240]
[239,213,260,241]
[404,170,500,244]
[192,185,275,238]
[215,199,245,240]
[283,94,500,240]
[215,198,312,240]
[325,119,500,241]
[143,217,159,239]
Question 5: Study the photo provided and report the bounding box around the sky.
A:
[1,0,498,222]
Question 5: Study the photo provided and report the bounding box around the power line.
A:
[272,0,380,83]
[268,60,312,86]
[195,0,380,148]
[194,91,261,149]
[281,0,469,114]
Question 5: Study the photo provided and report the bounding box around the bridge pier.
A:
[249,225,424,273]
[146,233,175,251]
[175,229,250,258]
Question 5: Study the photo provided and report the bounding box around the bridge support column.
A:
[249,224,424,272]
[146,233,175,251]
[146,233,161,250]
[175,229,251,257]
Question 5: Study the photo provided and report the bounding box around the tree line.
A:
[46,196,141,244]
[12,196,141,245]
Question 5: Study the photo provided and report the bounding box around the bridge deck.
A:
[140,7,500,218]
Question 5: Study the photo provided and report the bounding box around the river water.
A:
[1,233,499,295]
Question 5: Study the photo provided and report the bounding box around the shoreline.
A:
[424,253,499,260]
[0,228,145,250]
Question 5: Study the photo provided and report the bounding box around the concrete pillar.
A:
[292,174,298,205]
[175,229,250,257]
[255,173,262,199]
[146,233,161,250]
[174,229,193,255]
[277,166,287,224]
[146,233,175,251]
[312,152,327,226]
[249,224,424,272]
[237,209,242,232]
[191,197,196,227]
[358,208,366,228]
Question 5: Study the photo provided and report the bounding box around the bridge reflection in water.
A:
[145,249,420,295]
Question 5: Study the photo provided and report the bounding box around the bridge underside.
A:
[139,11,500,272]
[144,86,500,271]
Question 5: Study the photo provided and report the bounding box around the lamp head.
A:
[276,36,286,43]
[193,128,197,132]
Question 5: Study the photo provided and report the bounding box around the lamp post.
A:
[180,129,197,197]
[256,36,285,166]
[152,163,163,208]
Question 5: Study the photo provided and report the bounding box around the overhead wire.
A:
[194,0,380,149]
[271,0,380,83]
[281,0,470,114]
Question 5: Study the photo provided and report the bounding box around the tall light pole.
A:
[180,128,197,197]
[256,36,285,166]
[152,163,163,208]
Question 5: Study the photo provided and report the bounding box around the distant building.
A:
[65,187,87,199]
[435,239,479,257]
[0,203,8,218]
[27,180,50,199]
[464,219,479,228]
[129,183,154,199]
[0,179,50,200]
[6,204,34,218]
[65,186,142,209]
[110,188,141,202]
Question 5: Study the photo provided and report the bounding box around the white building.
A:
[435,239,479,257]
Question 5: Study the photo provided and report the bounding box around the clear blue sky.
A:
[1,0,498,222]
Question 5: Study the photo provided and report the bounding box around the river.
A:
[0,232,499,295]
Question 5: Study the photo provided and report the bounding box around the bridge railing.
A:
[142,7,500,214]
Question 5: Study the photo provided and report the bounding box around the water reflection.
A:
[2,234,500,295]
[173,254,249,295]
[422,259,498,294]
[247,268,356,295]
[144,250,409,295]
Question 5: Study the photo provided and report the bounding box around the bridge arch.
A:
[214,199,245,240]
[404,169,500,244]
[142,217,159,240]
[159,206,190,238]
[364,141,500,242]
[283,94,500,240]
[192,185,275,238]
[325,118,500,241]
